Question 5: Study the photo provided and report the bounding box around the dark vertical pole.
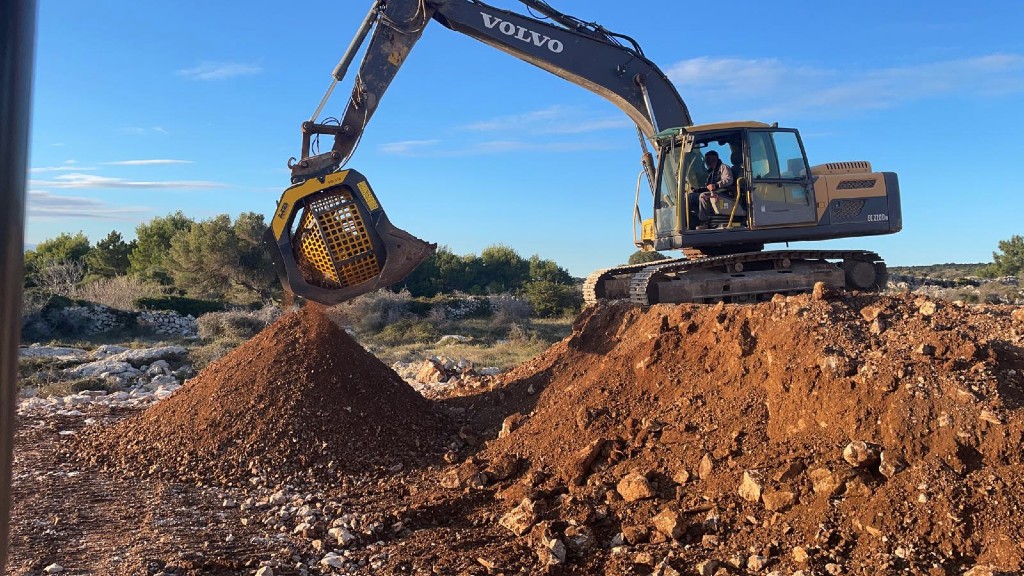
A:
[0,0,36,571]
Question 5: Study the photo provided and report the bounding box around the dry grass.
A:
[189,337,245,370]
[197,308,280,340]
[74,276,163,310]
[17,357,113,397]
[29,377,114,398]
[363,317,572,368]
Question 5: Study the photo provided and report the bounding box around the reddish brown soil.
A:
[455,293,1024,574]
[80,305,447,485]
[10,293,1024,576]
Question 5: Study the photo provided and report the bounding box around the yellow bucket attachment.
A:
[264,169,435,305]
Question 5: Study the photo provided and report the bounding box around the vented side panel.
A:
[825,161,870,172]
[836,179,877,190]
[831,199,866,222]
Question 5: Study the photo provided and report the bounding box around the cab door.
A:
[653,133,694,238]
[746,130,817,228]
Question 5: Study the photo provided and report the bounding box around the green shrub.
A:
[372,319,441,346]
[628,250,670,265]
[134,295,225,317]
[523,280,583,318]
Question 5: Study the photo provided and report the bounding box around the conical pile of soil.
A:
[82,305,446,485]
[457,293,1024,574]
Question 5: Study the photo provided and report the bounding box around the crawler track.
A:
[584,250,886,305]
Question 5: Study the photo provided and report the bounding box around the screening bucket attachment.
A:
[264,169,436,305]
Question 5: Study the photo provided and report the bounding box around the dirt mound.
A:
[62,293,1024,574]
[449,293,1024,574]
[81,305,446,485]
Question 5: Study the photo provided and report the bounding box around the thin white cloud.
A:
[102,159,193,166]
[668,57,823,100]
[30,163,97,173]
[666,53,1024,119]
[379,138,616,157]
[28,191,150,221]
[378,140,441,155]
[30,173,228,189]
[462,105,631,134]
[381,106,630,157]
[463,106,566,131]
[542,117,633,134]
[178,61,262,81]
[120,126,169,136]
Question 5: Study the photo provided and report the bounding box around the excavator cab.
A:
[263,169,435,305]
[640,121,900,257]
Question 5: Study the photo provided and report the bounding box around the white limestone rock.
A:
[90,344,129,358]
[105,345,187,366]
[19,345,89,361]
[65,360,140,379]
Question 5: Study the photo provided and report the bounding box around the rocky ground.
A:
[7,291,1024,575]
[888,274,1023,305]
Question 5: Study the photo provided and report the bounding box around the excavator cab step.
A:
[264,169,435,305]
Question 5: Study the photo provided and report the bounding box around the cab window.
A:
[657,143,681,208]
[749,132,776,179]
[749,131,808,180]
[774,132,807,178]
[685,135,740,186]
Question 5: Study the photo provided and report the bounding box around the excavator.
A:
[263,0,902,306]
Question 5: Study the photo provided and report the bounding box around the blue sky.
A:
[26,0,1024,276]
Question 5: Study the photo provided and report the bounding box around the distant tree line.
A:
[24,213,584,316]
[398,244,581,317]
[24,212,276,305]
[889,236,1024,280]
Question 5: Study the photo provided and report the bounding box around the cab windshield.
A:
[656,142,705,208]
[654,141,681,233]
[655,139,711,233]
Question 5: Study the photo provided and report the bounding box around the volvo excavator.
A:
[263,0,902,306]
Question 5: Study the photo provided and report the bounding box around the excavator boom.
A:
[289,0,691,183]
[267,0,693,304]
[265,0,901,306]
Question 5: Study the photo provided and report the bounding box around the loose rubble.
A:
[473,292,1024,574]
[8,292,1024,575]
[17,343,191,416]
[77,305,446,484]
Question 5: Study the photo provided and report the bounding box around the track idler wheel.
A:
[842,258,887,291]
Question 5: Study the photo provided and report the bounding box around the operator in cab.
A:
[692,148,733,229]
[695,150,734,230]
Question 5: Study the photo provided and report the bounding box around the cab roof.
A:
[655,121,773,142]
[687,120,772,132]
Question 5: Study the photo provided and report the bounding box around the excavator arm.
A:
[267,0,693,305]
[290,0,692,183]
